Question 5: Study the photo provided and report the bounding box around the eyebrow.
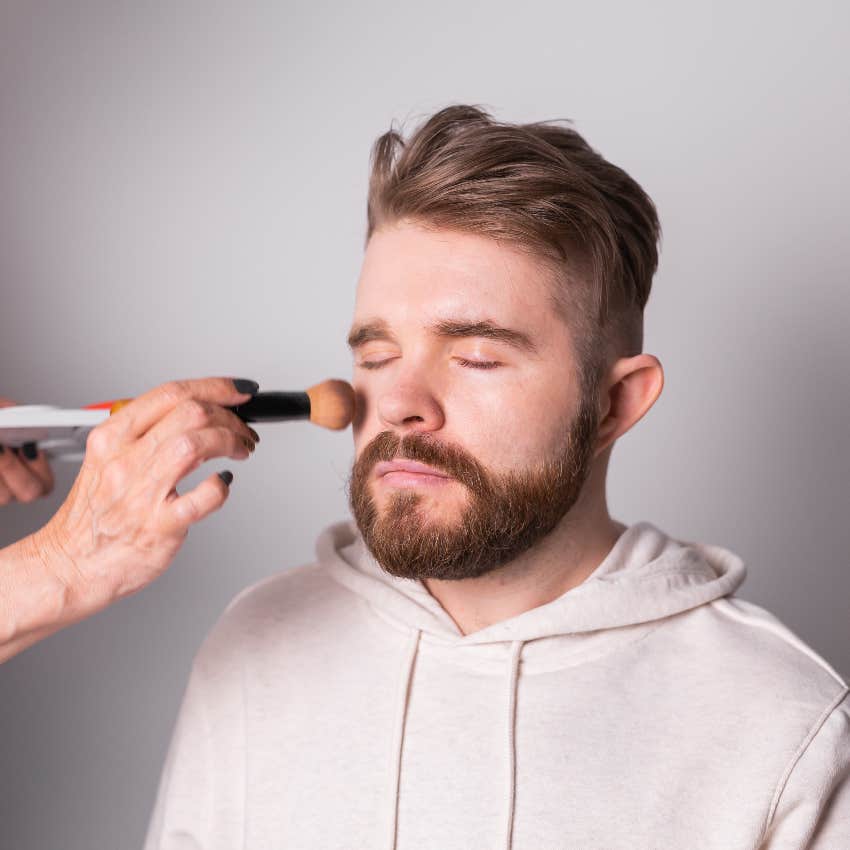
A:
[346,317,539,356]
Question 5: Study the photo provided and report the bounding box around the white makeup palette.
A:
[0,405,111,461]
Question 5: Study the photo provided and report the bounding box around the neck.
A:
[422,505,626,636]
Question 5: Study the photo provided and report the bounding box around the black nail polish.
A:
[232,379,260,394]
[22,442,38,460]
[0,444,4,454]
[218,470,234,487]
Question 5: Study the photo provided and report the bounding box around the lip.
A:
[374,459,451,479]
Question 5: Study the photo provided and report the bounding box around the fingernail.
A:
[11,447,19,456]
[218,470,234,487]
[0,444,4,454]
[241,437,256,453]
[232,379,259,394]
[248,427,260,443]
[22,442,38,460]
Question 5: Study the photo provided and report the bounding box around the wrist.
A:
[32,522,108,623]
[0,529,95,644]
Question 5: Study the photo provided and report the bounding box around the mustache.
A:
[352,431,490,496]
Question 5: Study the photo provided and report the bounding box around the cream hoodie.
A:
[144,519,850,849]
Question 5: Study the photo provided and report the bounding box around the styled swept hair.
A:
[365,104,661,395]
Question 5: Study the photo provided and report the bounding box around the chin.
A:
[373,480,467,514]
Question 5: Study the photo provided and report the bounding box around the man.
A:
[144,105,850,849]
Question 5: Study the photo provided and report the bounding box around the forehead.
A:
[353,221,560,328]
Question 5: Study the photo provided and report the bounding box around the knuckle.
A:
[161,380,191,407]
[174,493,202,524]
[180,399,211,428]
[175,431,202,459]
[102,460,129,493]
[85,425,114,458]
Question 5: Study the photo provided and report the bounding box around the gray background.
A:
[1,1,848,847]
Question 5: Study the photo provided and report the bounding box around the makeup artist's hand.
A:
[0,378,260,663]
[42,376,260,600]
[0,397,55,506]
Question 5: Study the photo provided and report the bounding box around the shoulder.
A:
[762,689,850,843]
[191,559,354,676]
[223,560,341,625]
[676,594,848,713]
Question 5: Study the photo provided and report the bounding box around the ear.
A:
[593,354,664,457]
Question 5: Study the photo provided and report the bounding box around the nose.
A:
[376,374,445,434]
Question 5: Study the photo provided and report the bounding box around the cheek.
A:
[450,376,577,471]
[350,382,377,450]
[444,384,538,469]
[350,370,574,470]
[350,382,370,437]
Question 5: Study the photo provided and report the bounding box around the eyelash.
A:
[456,358,500,370]
[357,358,501,371]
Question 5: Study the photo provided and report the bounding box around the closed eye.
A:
[454,358,500,370]
[356,358,501,370]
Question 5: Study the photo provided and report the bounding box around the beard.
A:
[346,393,600,581]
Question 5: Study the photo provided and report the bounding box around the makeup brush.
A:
[0,379,357,461]
[227,379,356,430]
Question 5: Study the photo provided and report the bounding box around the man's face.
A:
[346,220,601,581]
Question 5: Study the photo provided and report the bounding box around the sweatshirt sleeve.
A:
[143,661,216,850]
[759,689,850,849]
[143,629,247,850]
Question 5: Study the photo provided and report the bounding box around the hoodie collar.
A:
[317,518,747,645]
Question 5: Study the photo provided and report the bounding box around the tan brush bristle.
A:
[305,379,356,430]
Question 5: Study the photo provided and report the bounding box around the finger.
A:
[159,469,235,535]
[140,396,260,460]
[145,425,253,498]
[0,398,18,409]
[0,476,12,505]
[19,443,55,494]
[105,377,259,442]
[0,447,49,503]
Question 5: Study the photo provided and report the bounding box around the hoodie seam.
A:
[503,641,523,850]
[589,563,729,588]
[757,685,850,845]
[712,598,848,688]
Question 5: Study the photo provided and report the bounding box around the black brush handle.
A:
[227,391,310,423]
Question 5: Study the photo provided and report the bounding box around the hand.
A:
[34,377,260,613]
[0,397,55,506]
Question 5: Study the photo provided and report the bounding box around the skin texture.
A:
[347,219,664,635]
[0,377,259,662]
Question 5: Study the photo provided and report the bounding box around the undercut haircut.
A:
[365,104,662,399]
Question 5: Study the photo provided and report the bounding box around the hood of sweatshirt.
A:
[316,518,748,850]
[318,517,748,644]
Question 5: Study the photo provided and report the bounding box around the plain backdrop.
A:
[1,1,848,847]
